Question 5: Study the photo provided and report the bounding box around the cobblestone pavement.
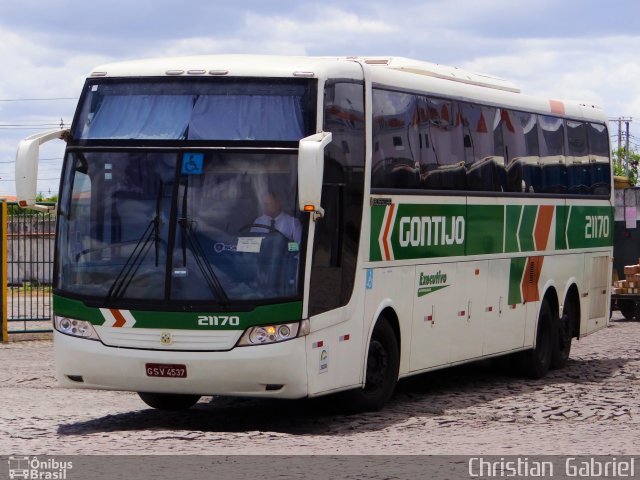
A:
[1,313,638,455]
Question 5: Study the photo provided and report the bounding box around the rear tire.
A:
[551,299,575,369]
[344,318,399,412]
[138,392,201,411]
[520,299,555,379]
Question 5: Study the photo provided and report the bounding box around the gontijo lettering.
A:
[399,216,465,247]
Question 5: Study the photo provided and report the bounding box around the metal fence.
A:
[3,202,55,336]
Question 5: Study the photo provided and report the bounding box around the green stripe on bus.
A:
[518,205,538,252]
[555,205,568,250]
[390,203,466,260]
[504,205,522,253]
[508,257,527,305]
[565,205,614,249]
[466,205,504,255]
[53,295,104,324]
[368,202,612,261]
[53,294,303,330]
[370,204,386,262]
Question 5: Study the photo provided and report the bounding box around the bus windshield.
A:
[56,150,305,306]
[73,79,313,141]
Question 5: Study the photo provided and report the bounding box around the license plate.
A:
[145,363,187,378]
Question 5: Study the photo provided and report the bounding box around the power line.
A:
[0,123,70,129]
[0,118,71,130]
[0,97,76,102]
[610,117,633,152]
[0,178,59,182]
[0,123,64,127]
[0,126,68,130]
[0,157,63,164]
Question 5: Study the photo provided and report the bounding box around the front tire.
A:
[344,318,399,412]
[138,392,201,411]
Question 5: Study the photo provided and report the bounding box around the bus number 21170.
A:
[197,315,240,326]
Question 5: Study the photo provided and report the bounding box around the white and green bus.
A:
[16,56,612,411]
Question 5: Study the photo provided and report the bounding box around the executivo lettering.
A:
[417,270,450,297]
[399,216,465,248]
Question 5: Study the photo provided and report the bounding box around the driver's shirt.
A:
[252,212,302,243]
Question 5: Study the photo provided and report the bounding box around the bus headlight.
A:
[54,316,100,341]
[238,319,309,346]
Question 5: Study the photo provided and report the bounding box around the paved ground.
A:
[1,312,638,455]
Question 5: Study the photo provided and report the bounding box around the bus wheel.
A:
[551,299,575,369]
[346,318,399,412]
[138,392,201,411]
[520,299,554,379]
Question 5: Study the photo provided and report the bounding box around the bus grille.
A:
[94,327,242,351]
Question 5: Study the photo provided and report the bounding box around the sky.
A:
[1,0,640,197]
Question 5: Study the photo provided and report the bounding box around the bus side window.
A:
[539,115,567,194]
[461,103,504,192]
[505,110,539,193]
[423,98,465,191]
[566,120,590,194]
[371,89,420,189]
[427,98,464,167]
[416,96,437,179]
[588,122,611,196]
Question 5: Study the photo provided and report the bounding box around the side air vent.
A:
[529,261,536,283]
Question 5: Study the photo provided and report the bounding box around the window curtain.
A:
[187,95,304,141]
[84,95,194,139]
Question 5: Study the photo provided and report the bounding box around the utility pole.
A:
[626,119,632,176]
[618,117,623,152]
[610,117,633,175]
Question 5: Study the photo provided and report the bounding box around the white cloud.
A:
[160,7,397,57]
[243,7,395,40]
[161,37,306,57]
[0,28,110,98]
[2,1,640,193]
[461,36,640,116]
[142,7,398,63]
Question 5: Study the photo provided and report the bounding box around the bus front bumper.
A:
[54,331,309,399]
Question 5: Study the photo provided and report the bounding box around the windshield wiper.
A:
[178,178,229,303]
[155,183,163,267]
[105,184,162,303]
[105,217,158,302]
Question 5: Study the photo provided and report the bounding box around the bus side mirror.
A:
[15,128,69,211]
[298,132,332,217]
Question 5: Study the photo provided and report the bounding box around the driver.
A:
[251,191,302,243]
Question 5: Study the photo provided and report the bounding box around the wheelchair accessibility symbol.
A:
[181,153,204,175]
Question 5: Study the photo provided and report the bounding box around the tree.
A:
[612,146,639,186]
[35,192,58,203]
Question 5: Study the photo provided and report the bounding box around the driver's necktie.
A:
[270,217,276,229]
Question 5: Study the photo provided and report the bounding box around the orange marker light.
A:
[304,205,315,212]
